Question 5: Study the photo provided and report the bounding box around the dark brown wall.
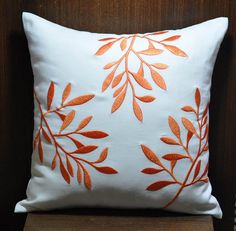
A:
[0,1,235,230]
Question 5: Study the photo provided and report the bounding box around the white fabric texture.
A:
[15,12,228,218]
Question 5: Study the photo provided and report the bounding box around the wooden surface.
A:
[24,213,213,231]
[0,1,235,231]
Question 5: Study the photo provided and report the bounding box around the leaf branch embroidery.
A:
[141,88,209,207]
[33,82,118,190]
[95,31,188,121]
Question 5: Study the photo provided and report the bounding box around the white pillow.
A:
[15,12,228,218]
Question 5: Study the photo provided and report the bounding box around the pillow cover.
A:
[15,12,228,218]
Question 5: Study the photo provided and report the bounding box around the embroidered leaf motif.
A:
[77,164,82,184]
[77,116,93,131]
[112,73,124,88]
[168,116,180,138]
[141,168,164,174]
[42,128,52,143]
[111,86,127,112]
[60,110,76,132]
[83,166,92,190]
[181,106,196,113]
[64,95,95,107]
[161,35,181,42]
[95,41,114,55]
[139,48,163,55]
[182,117,197,135]
[79,131,109,139]
[38,136,43,162]
[62,83,72,104]
[133,99,143,122]
[47,82,54,110]
[136,95,155,103]
[147,181,176,191]
[151,70,167,90]
[60,160,70,184]
[51,154,57,170]
[131,71,152,90]
[93,148,108,163]
[66,157,74,177]
[120,38,127,51]
[113,83,125,97]
[55,111,66,121]
[193,160,201,181]
[152,63,168,69]
[75,145,98,154]
[163,44,187,57]
[98,37,116,41]
[104,61,117,70]
[162,153,188,161]
[94,166,118,174]
[141,145,161,166]
[160,137,179,145]
[102,71,115,92]
[195,88,201,107]
[69,136,84,149]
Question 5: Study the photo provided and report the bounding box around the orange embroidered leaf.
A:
[182,117,197,135]
[60,110,76,132]
[151,31,168,35]
[151,70,167,90]
[47,82,54,110]
[136,95,155,103]
[186,131,193,148]
[181,106,196,113]
[83,166,92,190]
[202,163,209,177]
[113,83,125,97]
[64,94,95,107]
[69,136,84,149]
[66,157,74,177]
[193,160,201,181]
[95,41,114,55]
[42,128,51,144]
[139,48,163,55]
[77,164,82,184]
[112,72,124,88]
[147,181,176,191]
[77,116,93,131]
[202,116,208,127]
[141,145,161,166]
[160,137,179,145]
[75,145,98,154]
[171,160,177,172]
[195,88,201,107]
[111,86,127,112]
[161,35,181,42]
[168,116,180,138]
[163,44,187,57]
[103,61,117,70]
[202,104,209,118]
[120,38,127,51]
[33,131,40,150]
[93,148,108,163]
[138,62,144,76]
[60,160,70,184]
[203,145,209,152]
[38,136,43,162]
[162,153,188,161]
[148,40,155,49]
[141,168,164,174]
[102,70,115,92]
[152,63,168,69]
[79,131,109,139]
[55,111,66,121]
[133,100,143,122]
[131,72,152,90]
[98,37,116,41]
[51,154,57,170]
[201,178,209,183]
[62,83,72,104]
[94,166,118,174]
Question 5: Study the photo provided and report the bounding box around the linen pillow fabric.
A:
[15,12,228,218]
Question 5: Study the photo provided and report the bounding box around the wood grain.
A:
[0,1,235,231]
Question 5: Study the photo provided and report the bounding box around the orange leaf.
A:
[202,104,209,118]
[62,83,71,104]
[182,117,197,135]
[152,63,168,69]
[133,99,143,122]
[138,62,144,76]
[120,38,127,51]
[139,48,163,55]
[171,160,177,171]
[163,44,187,57]
[150,31,168,35]
[60,160,70,184]
[147,181,176,191]
[79,131,109,139]
[113,83,125,97]
[112,72,124,88]
[141,144,161,166]
[93,148,108,163]
[103,61,117,69]
[161,35,181,42]
[60,110,75,132]
[162,153,188,161]
[195,88,201,107]
[66,157,74,177]
[38,136,43,162]
[51,154,57,170]
[136,95,155,103]
[95,41,114,55]
[186,131,193,148]
[111,86,127,113]
[193,160,201,181]
[64,94,95,107]
[181,106,196,113]
[94,166,118,174]
[131,72,152,90]
[151,70,167,90]
[42,128,51,143]
[168,116,180,138]
[160,137,179,145]
[47,82,54,110]
[98,37,116,41]
[75,145,98,154]
[102,70,115,92]
[83,166,92,190]
[77,164,82,184]
[55,111,66,121]
[141,168,163,174]
[33,131,40,150]
[77,116,93,131]
[202,163,209,177]
[69,137,84,149]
